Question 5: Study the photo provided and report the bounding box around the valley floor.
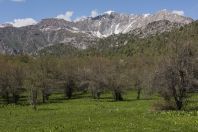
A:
[0,92,198,132]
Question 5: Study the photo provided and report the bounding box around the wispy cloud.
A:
[56,11,74,21]
[74,16,86,22]
[8,18,37,27]
[104,10,115,15]
[172,10,184,16]
[11,0,26,2]
[75,10,100,22]
[91,10,99,17]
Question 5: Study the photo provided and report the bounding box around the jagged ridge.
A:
[0,10,194,54]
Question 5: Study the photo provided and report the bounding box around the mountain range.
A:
[0,10,194,55]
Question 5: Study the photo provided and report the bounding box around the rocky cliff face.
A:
[73,10,193,37]
[0,10,194,54]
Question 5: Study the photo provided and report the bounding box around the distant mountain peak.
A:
[151,10,193,24]
[0,10,194,54]
[35,10,193,38]
[0,23,13,28]
[39,18,69,25]
[155,9,186,17]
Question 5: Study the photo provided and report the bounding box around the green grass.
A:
[0,92,198,132]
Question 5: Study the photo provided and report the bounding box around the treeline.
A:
[0,41,198,111]
[0,55,152,107]
[1,20,198,110]
[0,52,155,109]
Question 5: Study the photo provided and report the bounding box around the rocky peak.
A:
[73,10,193,38]
[150,10,193,24]
[0,23,13,28]
[92,12,130,20]
[0,24,4,28]
[0,10,194,54]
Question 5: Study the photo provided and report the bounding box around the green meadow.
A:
[0,92,197,132]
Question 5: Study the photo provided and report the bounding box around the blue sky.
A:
[0,0,198,25]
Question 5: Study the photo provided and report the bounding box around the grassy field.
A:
[0,92,198,132]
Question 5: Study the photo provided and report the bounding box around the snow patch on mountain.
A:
[114,24,121,34]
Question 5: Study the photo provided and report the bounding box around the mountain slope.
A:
[38,21,198,57]
[85,21,198,57]
[74,10,192,37]
[0,10,194,54]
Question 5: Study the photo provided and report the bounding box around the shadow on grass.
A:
[38,108,58,111]
[136,98,156,101]
[71,95,92,100]
[185,105,198,111]
[99,96,113,100]
[185,107,198,111]
[98,97,155,102]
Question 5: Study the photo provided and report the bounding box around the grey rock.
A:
[0,10,194,54]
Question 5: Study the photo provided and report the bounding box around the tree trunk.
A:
[5,92,9,104]
[32,90,37,110]
[96,92,101,99]
[12,93,19,104]
[91,86,101,99]
[135,80,141,100]
[114,89,123,101]
[66,87,72,99]
[46,94,49,101]
[137,88,141,100]
[65,80,74,99]
[65,86,73,99]
[176,100,183,110]
[42,90,46,103]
